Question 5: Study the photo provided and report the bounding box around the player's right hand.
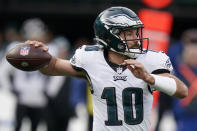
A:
[25,40,49,52]
[122,59,155,85]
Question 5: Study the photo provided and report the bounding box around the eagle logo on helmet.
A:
[102,14,143,27]
[94,6,149,58]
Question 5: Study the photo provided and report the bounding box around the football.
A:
[6,43,52,71]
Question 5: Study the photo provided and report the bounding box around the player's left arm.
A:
[152,73,188,98]
[122,59,188,99]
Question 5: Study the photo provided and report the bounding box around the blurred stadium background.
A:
[0,0,197,42]
[0,0,197,131]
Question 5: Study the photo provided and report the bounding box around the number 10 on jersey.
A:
[101,87,143,125]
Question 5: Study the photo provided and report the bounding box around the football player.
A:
[25,6,188,131]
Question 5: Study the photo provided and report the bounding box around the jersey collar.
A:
[103,50,127,74]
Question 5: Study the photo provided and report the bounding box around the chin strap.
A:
[95,37,140,59]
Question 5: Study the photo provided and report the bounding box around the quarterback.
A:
[26,7,188,131]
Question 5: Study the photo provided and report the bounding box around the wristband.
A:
[150,74,177,96]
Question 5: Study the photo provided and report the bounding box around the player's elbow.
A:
[175,85,188,99]
[180,86,188,99]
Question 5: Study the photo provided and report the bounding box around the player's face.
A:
[120,28,139,49]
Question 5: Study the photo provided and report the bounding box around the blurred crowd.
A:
[0,18,92,131]
[155,28,197,131]
[0,17,197,131]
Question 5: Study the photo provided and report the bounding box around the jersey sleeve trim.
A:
[71,65,94,94]
[151,69,170,74]
[72,65,84,72]
[147,69,171,94]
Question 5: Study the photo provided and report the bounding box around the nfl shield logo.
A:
[117,67,123,75]
[20,46,30,56]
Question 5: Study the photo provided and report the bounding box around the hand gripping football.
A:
[6,43,52,71]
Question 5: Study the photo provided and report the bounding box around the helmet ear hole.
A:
[111,28,120,35]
